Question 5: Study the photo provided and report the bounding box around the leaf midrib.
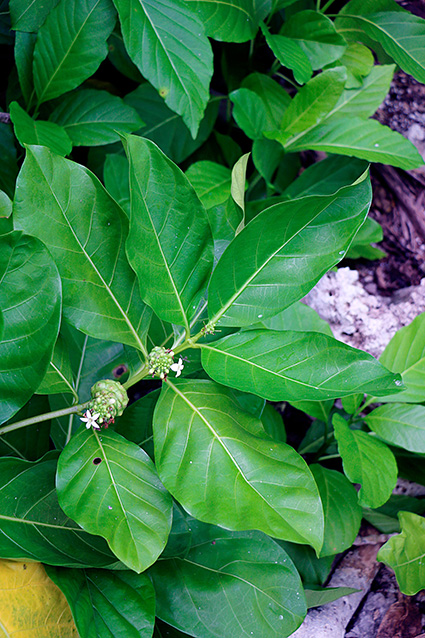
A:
[35,156,146,353]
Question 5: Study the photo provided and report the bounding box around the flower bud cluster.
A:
[89,379,129,425]
[202,321,216,335]
[148,346,175,379]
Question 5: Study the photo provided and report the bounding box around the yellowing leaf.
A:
[0,560,78,637]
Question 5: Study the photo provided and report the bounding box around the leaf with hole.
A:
[57,428,173,572]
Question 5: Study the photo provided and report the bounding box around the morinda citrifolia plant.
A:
[1,0,425,634]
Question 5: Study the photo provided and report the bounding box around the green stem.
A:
[0,402,89,437]
[317,453,341,461]
[274,72,298,88]
[123,363,149,390]
[321,0,337,12]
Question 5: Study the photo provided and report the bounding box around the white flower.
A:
[80,410,101,429]
[170,357,184,377]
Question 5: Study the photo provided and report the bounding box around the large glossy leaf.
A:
[378,512,425,595]
[124,135,213,331]
[124,83,219,164]
[0,231,61,424]
[0,456,117,567]
[49,89,143,146]
[0,395,51,460]
[277,541,334,586]
[337,11,425,84]
[282,155,368,200]
[10,101,72,156]
[57,428,173,572]
[261,24,312,84]
[15,31,36,106]
[324,64,394,120]
[278,116,424,170]
[10,0,60,31]
[201,330,403,402]
[333,414,397,508]
[365,404,425,454]
[151,529,306,638]
[185,161,231,210]
[311,464,362,557]
[103,153,130,215]
[154,379,324,551]
[276,67,347,145]
[207,177,372,327]
[113,0,213,137]
[0,561,77,637]
[114,388,159,457]
[257,301,332,336]
[186,0,271,43]
[33,0,116,106]
[14,145,152,352]
[231,72,290,140]
[47,566,155,638]
[281,10,347,69]
[37,335,76,398]
[377,312,425,403]
[305,586,358,609]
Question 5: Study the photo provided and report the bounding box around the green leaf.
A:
[331,42,374,88]
[365,404,425,454]
[124,84,219,164]
[282,155,368,200]
[36,335,76,398]
[231,74,290,140]
[10,0,60,31]
[363,494,425,534]
[377,312,425,403]
[0,395,51,460]
[378,512,425,595]
[57,428,173,573]
[337,12,425,84]
[230,152,249,216]
[14,145,151,353]
[261,24,312,84]
[0,455,117,567]
[281,10,347,69]
[0,122,18,199]
[311,464,362,557]
[186,0,272,43]
[49,89,143,146]
[290,400,334,422]
[185,161,231,210]
[33,0,116,106]
[15,31,36,106]
[103,153,130,215]
[346,216,385,260]
[113,0,213,137]
[276,541,333,586]
[154,379,324,550]
[114,388,159,457]
[0,231,61,424]
[341,393,363,415]
[271,67,346,143]
[324,64,394,120]
[201,330,403,402]
[260,402,286,442]
[10,101,72,156]
[107,27,143,82]
[333,413,397,508]
[46,567,155,638]
[151,530,307,638]
[208,177,372,327]
[124,135,213,330]
[0,190,12,220]
[278,116,423,170]
[305,586,358,609]
[257,301,333,336]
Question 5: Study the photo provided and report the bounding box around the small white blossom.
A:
[170,357,184,377]
[80,410,101,429]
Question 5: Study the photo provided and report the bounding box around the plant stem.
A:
[274,72,298,88]
[321,0,337,12]
[317,453,341,461]
[0,403,90,437]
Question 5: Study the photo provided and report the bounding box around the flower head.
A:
[80,410,101,430]
[170,357,184,377]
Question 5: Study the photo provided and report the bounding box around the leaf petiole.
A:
[0,402,90,437]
